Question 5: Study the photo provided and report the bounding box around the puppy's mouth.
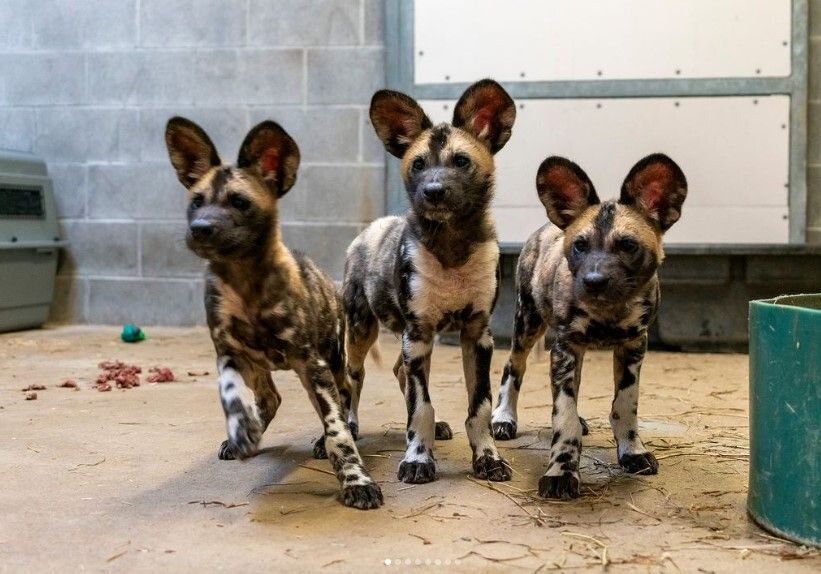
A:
[419,205,453,222]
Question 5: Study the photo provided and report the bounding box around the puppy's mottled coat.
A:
[165,117,382,509]
[344,80,516,484]
[492,154,687,499]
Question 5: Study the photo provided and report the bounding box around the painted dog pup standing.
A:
[491,154,687,499]
[165,117,382,509]
[343,79,516,484]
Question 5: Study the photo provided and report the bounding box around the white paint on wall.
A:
[422,95,791,244]
[415,0,792,83]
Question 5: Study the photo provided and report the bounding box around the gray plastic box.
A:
[0,151,67,332]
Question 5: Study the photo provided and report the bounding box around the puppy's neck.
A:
[408,209,496,268]
[208,230,288,300]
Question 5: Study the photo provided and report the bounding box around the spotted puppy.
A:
[343,80,516,484]
[164,117,383,509]
[491,154,687,499]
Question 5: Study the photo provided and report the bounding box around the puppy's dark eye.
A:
[411,157,425,172]
[190,194,204,209]
[573,237,590,253]
[616,238,639,253]
[452,154,471,168]
[230,194,251,211]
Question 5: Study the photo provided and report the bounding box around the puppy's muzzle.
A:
[189,218,216,241]
[422,182,445,204]
[582,271,609,293]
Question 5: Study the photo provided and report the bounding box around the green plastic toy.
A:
[121,323,146,343]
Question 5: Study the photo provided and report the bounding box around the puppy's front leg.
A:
[397,327,437,483]
[217,357,279,460]
[297,356,383,509]
[462,319,510,481]
[611,335,658,475]
[539,337,586,499]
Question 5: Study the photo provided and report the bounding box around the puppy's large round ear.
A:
[619,153,687,231]
[165,117,220,189]
[536,156,599,230]
[369,90,433,158]
[452,79,516,154]
[237,121,301,197]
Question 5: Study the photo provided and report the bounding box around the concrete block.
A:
[139,107,249,162]
[58,221,139,277]
[87,52,197,106]
[0,54,85,105]
[307,47,384,104]
[88,278,205,326]
[0,108,36,152]
[658,256,730,284]
[747,255,821,283]
[88,49,301,106]
[248,107,360,162]
[140,222,206,278]
[49,164,87,219]
[31,0,136,49]
[812,0,821,36]
[280,223,363,279]
[810,103,821,164]
[87,163,185,220]
[807,166,821,229]
[0,1,35,49]
[364,0,385,44]
[360,108,386,162]
[279,165,385,222]
[810,39,821,99]
[49,276,87,324]
[235,49,304,105]
[140,0,246,47]
[34,108,140,163]
[248,0,359,46]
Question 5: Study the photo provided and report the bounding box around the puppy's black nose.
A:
[190,219,214,240]
[583,272,609,291]
[422,182,445,203]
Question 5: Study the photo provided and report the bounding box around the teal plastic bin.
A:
[748,294,820,547]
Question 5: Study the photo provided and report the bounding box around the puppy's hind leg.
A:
[298,355,383,509]
[492,288,545,440]
[343,282,379,442]
[217,358,280,461]
[394,352,451,440]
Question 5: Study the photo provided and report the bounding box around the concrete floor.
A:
[1,326,818,573]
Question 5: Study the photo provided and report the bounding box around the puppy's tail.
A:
[369,340,383,368]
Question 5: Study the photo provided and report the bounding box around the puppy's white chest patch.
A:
[408,241,498,325]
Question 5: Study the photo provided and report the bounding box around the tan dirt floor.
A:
[0,325,818,573]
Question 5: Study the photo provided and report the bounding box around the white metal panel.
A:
[414,0,792,83]
[421,96,790,244]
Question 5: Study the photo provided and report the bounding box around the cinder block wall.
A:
[0,0,385,325]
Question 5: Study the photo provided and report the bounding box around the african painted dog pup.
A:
[165,117,383,509]
[491,154,687,499]
[344,79,516,484]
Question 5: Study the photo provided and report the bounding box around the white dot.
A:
[435,559,441,566]
[425,559,432,565]
[384,559,391,566]
[404,559,411,565]
[415,559,421,565]
[454,559,461,565]
[445,559,451,565]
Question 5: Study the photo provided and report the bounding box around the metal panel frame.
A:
[384,0,809,243]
